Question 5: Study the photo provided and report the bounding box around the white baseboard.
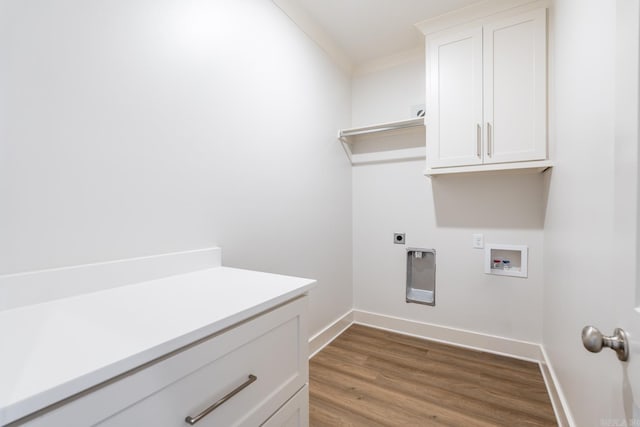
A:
[539,346,576,427]
[308,310,354,358]
[353,309,543,362]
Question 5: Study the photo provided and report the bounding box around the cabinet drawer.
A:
[262,385,308,427]
[21,297,308,427]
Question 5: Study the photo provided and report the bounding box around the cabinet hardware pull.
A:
[184,374,257,425]
[487,122,492,157]
[476,124,481,158]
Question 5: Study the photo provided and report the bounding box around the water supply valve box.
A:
[484,244,528,278]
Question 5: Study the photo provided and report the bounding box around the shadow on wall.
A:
[430,170,552,229]
[349,128,425,155]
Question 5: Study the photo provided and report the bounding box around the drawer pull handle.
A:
[476,123,481,158]
[487,122,492,157]
[184,374,257,425]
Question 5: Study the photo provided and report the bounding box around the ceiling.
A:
[273,0,480,70]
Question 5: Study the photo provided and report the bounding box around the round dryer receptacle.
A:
[394,233,405,244]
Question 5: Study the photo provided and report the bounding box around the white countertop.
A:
[0,266,315,425]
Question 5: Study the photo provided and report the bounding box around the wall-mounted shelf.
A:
[424,160,553,177]
[339,117,425,139]
[339,118,425,165]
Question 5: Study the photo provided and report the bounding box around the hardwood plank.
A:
[310,391,388,427]
[310,324,557,427]
[345,324,540,375]
[312,350,554,426]
[313,346,553,415]
[311,363,494,427]
[340,325,544,383]
[329,334,546,395]
[335,327,545,382]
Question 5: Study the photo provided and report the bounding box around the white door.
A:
[614,0,640,422]
[483,8,547,164]
[582,1,640,424]
[426,26,483,168]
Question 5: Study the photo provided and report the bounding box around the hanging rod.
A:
[339,117,425,139]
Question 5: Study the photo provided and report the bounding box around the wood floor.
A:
[309,324,557,427]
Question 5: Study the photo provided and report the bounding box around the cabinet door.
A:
[483,8,547,164]
[427,26,483,168]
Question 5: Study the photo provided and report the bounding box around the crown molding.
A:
[415,0,546,36]
[272,0,353,74]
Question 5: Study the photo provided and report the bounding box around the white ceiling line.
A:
[272,0,353,75]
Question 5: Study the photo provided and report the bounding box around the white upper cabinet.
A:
[483,9,547,164]
[425,7,548,173]
[427,27,483,168]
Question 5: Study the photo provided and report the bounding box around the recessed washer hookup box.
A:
[406,248,436,306]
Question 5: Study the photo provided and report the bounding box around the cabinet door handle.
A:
[184,374,257,425]
[487,122,492,157]
[476,123,481,158]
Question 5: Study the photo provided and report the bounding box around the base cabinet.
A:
[18,297,309,427]
[262,386,309,427]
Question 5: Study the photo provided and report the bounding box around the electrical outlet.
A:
[472,233,484,249]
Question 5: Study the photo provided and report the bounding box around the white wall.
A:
[543,0,639,424]
[352,57,546,343]
[352,57,426,127]
[0,0,353,336]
